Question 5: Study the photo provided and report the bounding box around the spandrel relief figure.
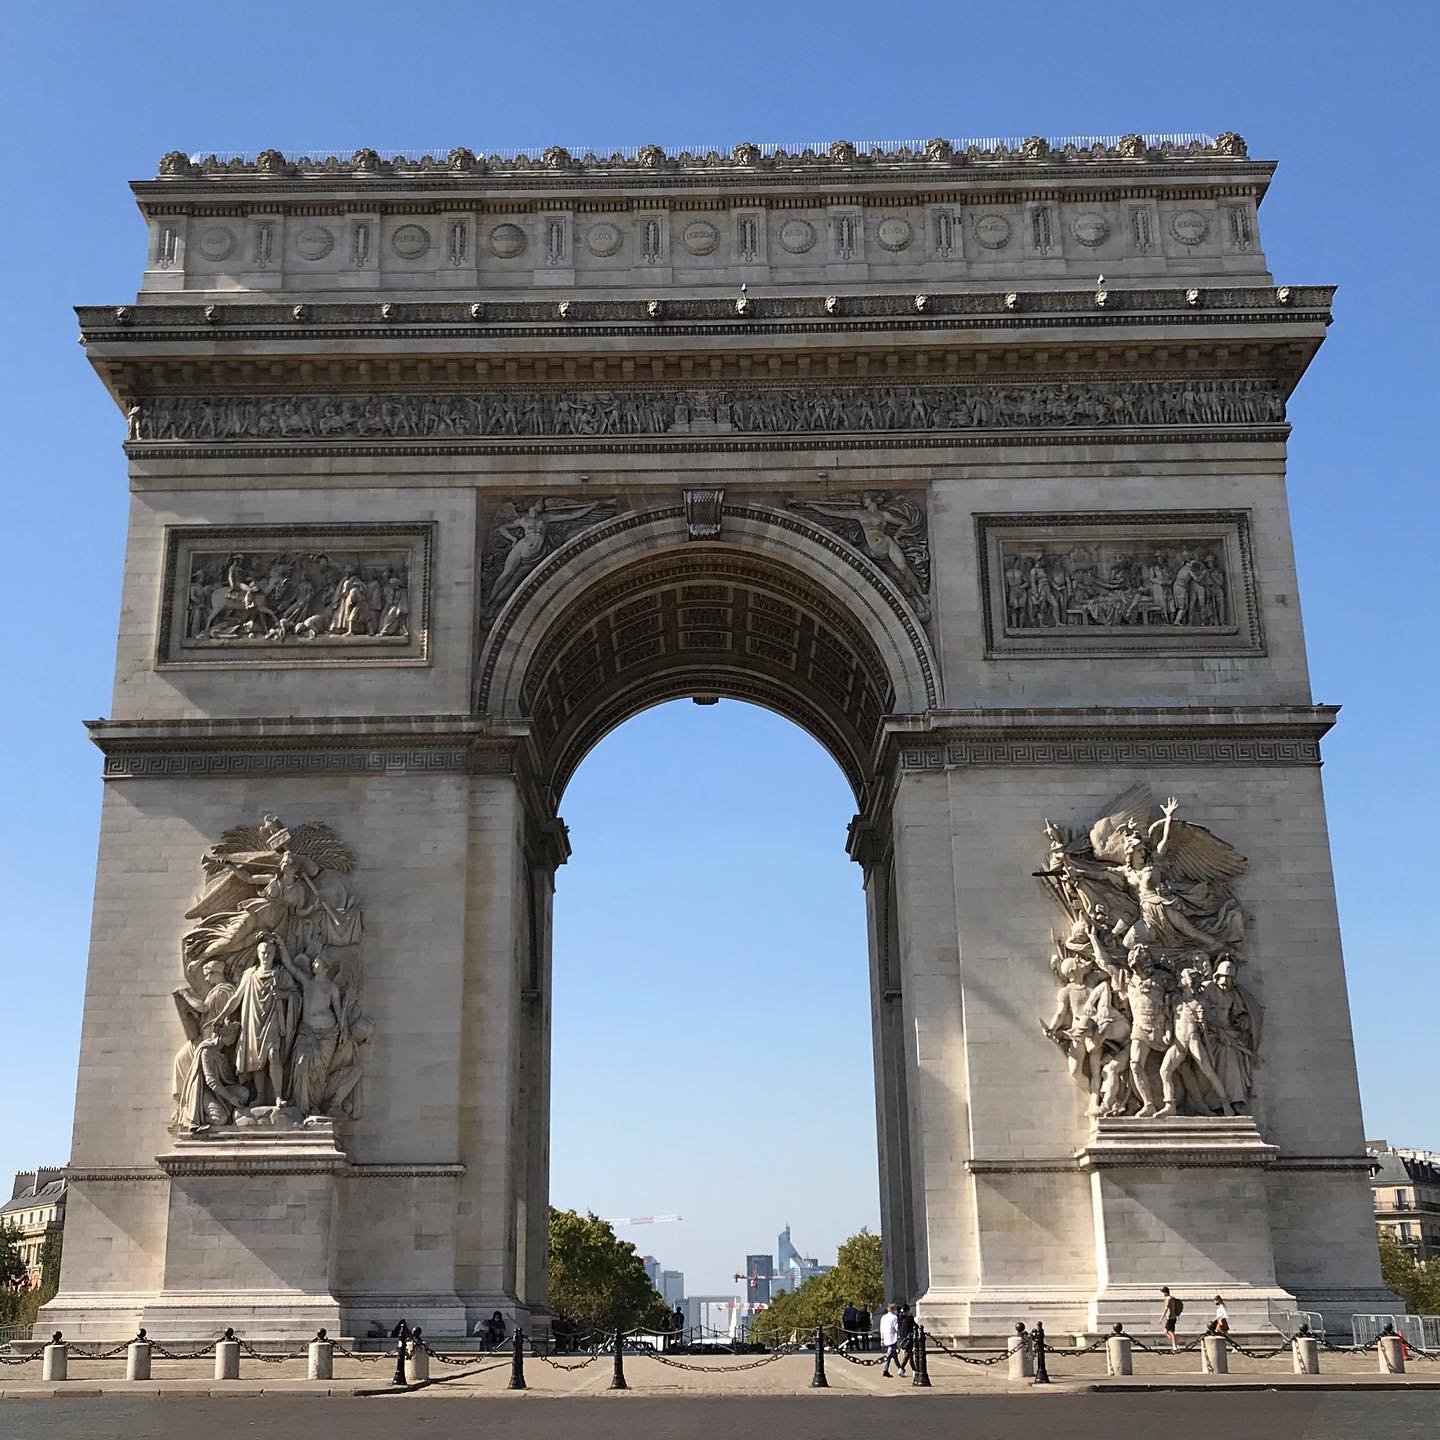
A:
[183,549,411,646]
[790,493,932,621]
[169,814,372,1135]
[1034,786,1260,1120]
[481,497,617,616]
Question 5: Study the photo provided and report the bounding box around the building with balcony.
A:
[1368,1141,1440,1261]
[1,1169,67,1286]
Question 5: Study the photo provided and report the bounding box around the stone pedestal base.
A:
[917,1116,1299,1337]
[1082,1115,1295,1333]
[142,1126,347,1339]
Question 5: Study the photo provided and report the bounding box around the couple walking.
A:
[879,1301,916,1377]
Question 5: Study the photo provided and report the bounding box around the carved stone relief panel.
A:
[133,378,1285,445]
[788,492,931,623]
[1036,785,1259,1123]
[170,813,372,1137]
[479,496,622,618]
[976,511,1262,657]
[157,523,433,668]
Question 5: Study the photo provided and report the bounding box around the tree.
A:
[747,1227,885,1346]
[0,1226,26,1294]
[1378,1228,1440,1316]
[547,1209,670,1337]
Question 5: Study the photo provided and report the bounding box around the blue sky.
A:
[1,3,1435,1295]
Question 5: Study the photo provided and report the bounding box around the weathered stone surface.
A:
[47,136,1388,1340]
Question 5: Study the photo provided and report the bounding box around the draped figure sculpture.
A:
[169,814,373,1133]
[1035,786,1262,1120]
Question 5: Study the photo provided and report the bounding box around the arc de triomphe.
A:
[50,134,1391,1338]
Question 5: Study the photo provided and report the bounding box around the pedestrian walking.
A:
[1212,1296,1230,1334]
[842,1300,858,1346]
[897,1302,916,1372]
[670,1304,685,1351]
[880,1302,907,1377]
[855,1303,871,1350]
[1160,1286,1184,1352]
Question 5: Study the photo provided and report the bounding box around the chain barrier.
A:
[235,1336,311,1364]
[0,1351,41,1366]
[1221,1336,1289,1360]
[63,1341,134,1360]
[146,1339,219,1360]
[330,1341,387,1363]
[924,1335,1009,1366]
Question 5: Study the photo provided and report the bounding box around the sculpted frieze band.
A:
[130,378,1285,444]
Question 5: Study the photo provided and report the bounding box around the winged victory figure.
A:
[789,492,931,620]
[482,497,617,616]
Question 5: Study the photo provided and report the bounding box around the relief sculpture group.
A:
[133,377,1285,443]
[1036,786,1261,1121]
[187,549,410,644]
[1003,539,1229,631]
[169,814,373,1134]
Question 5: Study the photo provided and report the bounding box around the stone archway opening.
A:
[547,698,879,1306]
[482,510,935,1313]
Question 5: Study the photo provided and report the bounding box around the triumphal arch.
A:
[51,133,1392,1338]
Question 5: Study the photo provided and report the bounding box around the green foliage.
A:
[547,1209,669,1336]
[1378,1227,1440,1315]
[0,1226,62,1331]
[746,1227,886,1346]
[0,1226,26,1295]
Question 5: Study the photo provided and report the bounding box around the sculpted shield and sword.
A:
[169,813,373,1135]
[1034,785,1263,1121]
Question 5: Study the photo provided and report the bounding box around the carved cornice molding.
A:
[89,715,530,781]
[880,705,1338,778]
[80,285,1331,340]
[146,133,1256,188]
[65,1168,168,1184]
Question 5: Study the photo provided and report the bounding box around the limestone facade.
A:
[49,134,1391,1338]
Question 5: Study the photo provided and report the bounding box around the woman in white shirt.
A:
[1213,1296,1230,1334]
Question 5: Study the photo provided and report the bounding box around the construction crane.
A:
[603,1213,682,1227]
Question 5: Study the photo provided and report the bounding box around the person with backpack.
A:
[1160,1286,1184,1351]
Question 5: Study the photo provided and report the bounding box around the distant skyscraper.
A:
[642,1255,661,1289]
[744,1253,773,1303]
[661,1269,685,1306]
[777,1224,801,1275]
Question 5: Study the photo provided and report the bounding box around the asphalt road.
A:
[3,1393,1437,1440]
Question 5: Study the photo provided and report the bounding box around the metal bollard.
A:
[609,1327,628,1390]
[42,1332,67,1382]
[406,1327,430,1384]
[1106,1326,1133,1376]
[1201,1334,1228,1374]
[1033,1322,1050,1385]
[308,1328,334,1381]
[391,1325,409,1386]
[1378,1333,1406,1374]
[127,1329,152,1382]
[508,1325,527,1390]
[1008,1324,1034,1380]
[215,1328,240,1381]
[810,1325,828,1388]
[911,1325,932,1387]
[1293,1332,1320,1374]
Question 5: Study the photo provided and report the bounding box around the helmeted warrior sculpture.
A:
[1035,785,1262,1119]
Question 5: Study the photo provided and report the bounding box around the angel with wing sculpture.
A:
[1035,786,1261,1120]
[170,814,372,1134]
[789,492,932,621]
[482,496,617,616]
